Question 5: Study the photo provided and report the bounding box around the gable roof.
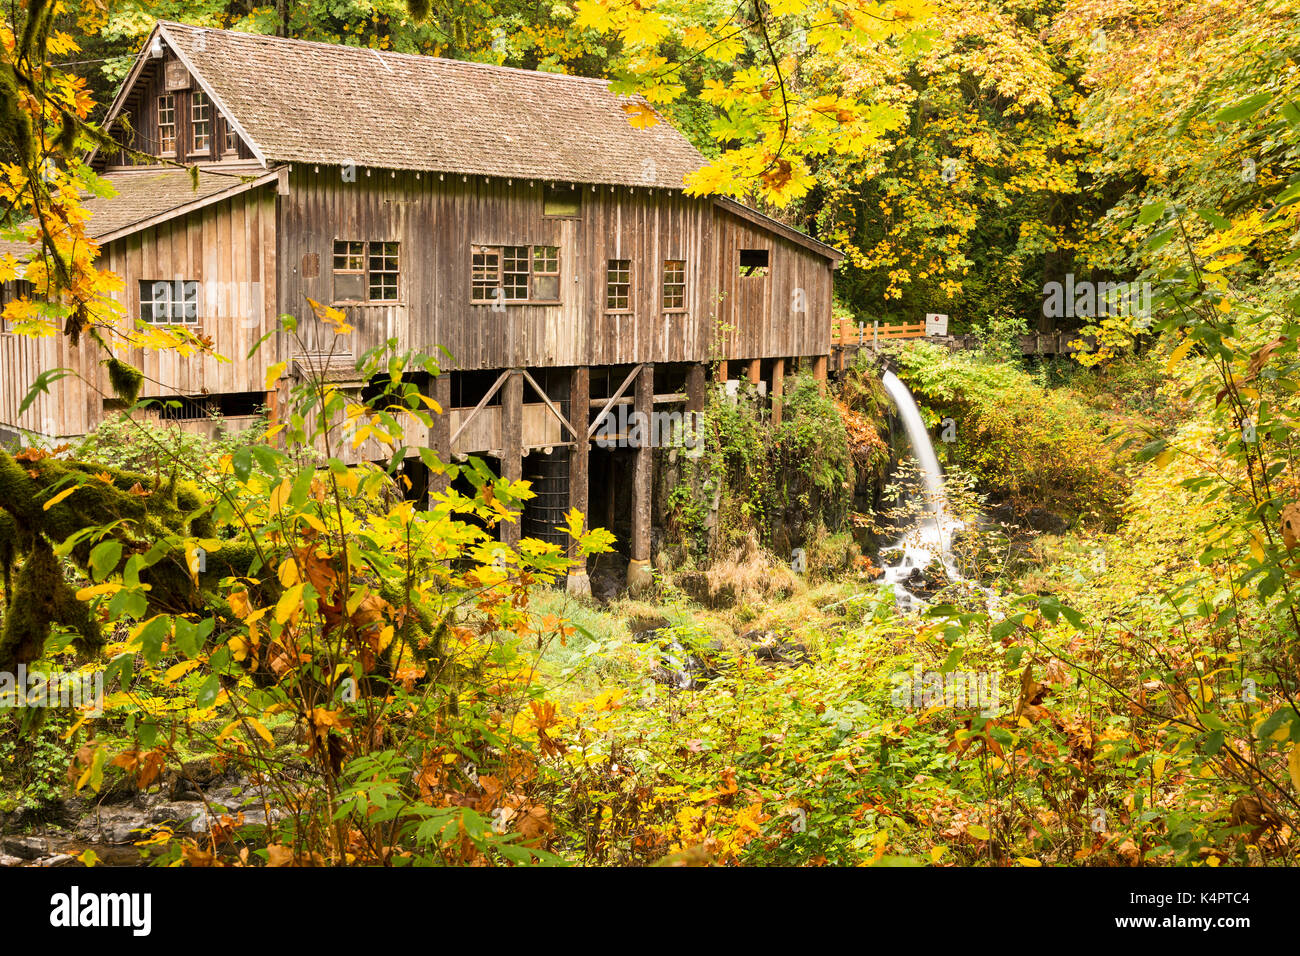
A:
[0,167,277,263]
[142,21,706,192]
[80,22,842,263]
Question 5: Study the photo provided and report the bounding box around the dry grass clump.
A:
[669,531,803,609]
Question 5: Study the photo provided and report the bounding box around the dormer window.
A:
[157,94,176,154]
[224,121,238,154]
[191,91,211,152]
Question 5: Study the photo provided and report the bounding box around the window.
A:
[0,279,33,333]
[224,120,238,154]
[332,240,399,302]
[472,247,501,302]
[157,94,176,154]
[606,259,631,311]
[662,259,685,310]
[333,240,366,301]
[139,279,200,324]
[191,91,210,152]
[470,244,561,303]
[739,248,770,278]
[368,242,400,301]
[532,246,560,301]
[543,184,581,217]
[502,245,530,300]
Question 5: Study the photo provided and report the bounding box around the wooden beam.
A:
[772,358,785,427]
[747,359,761,386]
[430,372,452,495]
[519,367,577,440]
[628,362,654,592]
[500,370,523,546]
[567,366,591,597]
[812,355,828,396]
[587,364,642,440]
[449,368,510,448]
[686,363,706,414]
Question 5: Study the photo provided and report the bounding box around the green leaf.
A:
[88,539,123,583]
[1212,91,1271,123]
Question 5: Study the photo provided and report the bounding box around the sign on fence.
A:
[925,313,949,337]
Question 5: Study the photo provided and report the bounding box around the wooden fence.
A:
[832,318,928,347]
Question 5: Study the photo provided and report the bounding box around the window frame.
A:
[190,90,211,154]
[367,241,400,303]
[469,244,562,305]
[662,259,686,312]
[139,279,201,326]
[331,239,400,305]
[157,93,176,155]
[542,184,582,218]
[606,259,632,313]
[739,248,771,279]
[223,117,239,155]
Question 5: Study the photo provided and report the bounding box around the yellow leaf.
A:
[1289,744,1300,794]
[967,824,990,840]
[43,486,78,510]
[1166,336,1194,372]
[265,361,287,391]
[163,660,201,684]
[1016,856,1043,866]
[276,583,305,625]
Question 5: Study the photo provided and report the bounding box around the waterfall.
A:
[879,371,962,609]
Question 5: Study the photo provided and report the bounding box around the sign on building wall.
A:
[165,60,191,90]
[925,313,949,337]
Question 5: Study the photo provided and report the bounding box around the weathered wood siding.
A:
[0,185,277,437]
[277,167,832,372]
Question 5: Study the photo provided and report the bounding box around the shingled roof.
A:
[147,21,706,190]
[0,167,276,262]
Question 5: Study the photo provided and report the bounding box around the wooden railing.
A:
[832,318,928,347]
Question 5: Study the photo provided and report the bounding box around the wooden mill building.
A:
[0,21,842,591]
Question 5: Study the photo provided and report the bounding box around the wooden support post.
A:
[628,363,654,593]
[812,355,828,396]
[772,358,785,427]
[500,369,523,546]
[686,363,706,413]
[429,372,452,498]
[567,366,591,597]
[716,359,728,383]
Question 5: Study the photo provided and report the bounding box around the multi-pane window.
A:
[532,246,560,301]
[139,279,200,324]
[662,259,685,310]
[471,244,561,303]
[368,242,400,301]
[606,259,631,311]
[472,247,501,301]
[502,245,530,300]
[0,280,34,334]
[332,240,399,302]
[224,120,238,154]
[191,91,210,152]
[157,94,176,153]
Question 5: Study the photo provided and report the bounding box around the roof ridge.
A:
[156,20,618,88]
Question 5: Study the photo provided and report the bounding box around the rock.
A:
[38,853,75,867]
[2,835,51,860]
[1024,507,1068,534]
[0,854,23,867]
